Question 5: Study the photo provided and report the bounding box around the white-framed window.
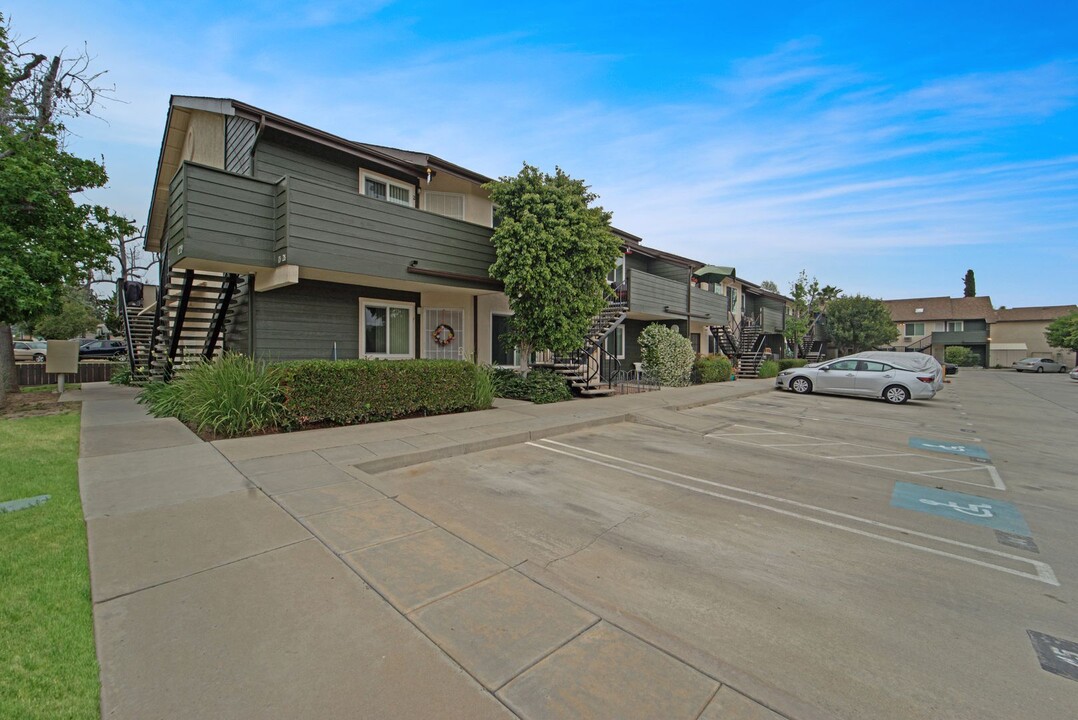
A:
[946,320,964,332]
[905,322,925,336]
[360,299,415,359]
[603,325,625,359]
[608,256,625,285]
[424,191,465,221]
[360,170,413,207]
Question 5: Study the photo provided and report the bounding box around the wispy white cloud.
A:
[6,2,1076,304]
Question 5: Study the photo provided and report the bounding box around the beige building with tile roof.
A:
[881,296,995,365]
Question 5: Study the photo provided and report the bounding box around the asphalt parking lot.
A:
[368,369,1078,719]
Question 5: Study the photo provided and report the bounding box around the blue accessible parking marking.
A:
[909,437,990,460]
[890,482,1030,535]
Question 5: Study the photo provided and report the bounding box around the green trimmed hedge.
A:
[695,354,733,383]
[276,359,480,428]
[491,367,572,404]
[777,358,810,371]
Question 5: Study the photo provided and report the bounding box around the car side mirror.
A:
[820,366,830,372]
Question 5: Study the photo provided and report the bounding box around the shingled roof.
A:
[882,296,996,322]
[994,305,1078,322]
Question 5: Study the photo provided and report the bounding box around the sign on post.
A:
[45,340,79,391]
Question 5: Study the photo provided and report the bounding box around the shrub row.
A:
[776,358,810,371]
[137,354,489,437]
[276,359,480,428]
[491,367,572,404]
[694,354,734,383]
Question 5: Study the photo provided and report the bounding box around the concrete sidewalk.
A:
[71,379,790,719]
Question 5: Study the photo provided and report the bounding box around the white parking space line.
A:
[705,426,1006,491]
[528,439,1056,586]
[712,402,969,440]
[827,453,911,459]
[758,442,851,448]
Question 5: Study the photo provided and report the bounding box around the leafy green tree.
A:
[963,269,976,297]
[944,346,975,367]
[782,270,841,357]
[822,295,898,354]
[760,280,779,293]
[638,323,695,386]
[0,14,132,397]
[29,286,101,339]
[1044,311,1078,363]
[486,163,622,367]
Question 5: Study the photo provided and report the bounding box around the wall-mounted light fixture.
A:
[426,168,434,184]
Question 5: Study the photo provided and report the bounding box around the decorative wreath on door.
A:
[432,323,456,346]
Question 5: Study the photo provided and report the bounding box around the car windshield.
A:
[1017,358,1038,363]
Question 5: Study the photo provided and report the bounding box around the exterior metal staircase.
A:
[117,281,158,376]
[710,322,738,357]
[735,317,766,378]
[535,288,628,397]
[799,312,826,361]
[147,269,242,380]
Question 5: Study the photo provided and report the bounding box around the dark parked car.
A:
[944,363,958,376]
[79,339,127,360]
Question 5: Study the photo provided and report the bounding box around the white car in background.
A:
[1013,357,1067,373]
[775,351,943,405]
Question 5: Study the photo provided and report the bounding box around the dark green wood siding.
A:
[629,269,689,317]
[166,170,186,264]
[168,163,278,269]
[284,176,495,286]
[254,137,360,190]
[646,258,690,283]
[225,116,257,176]
[690,286,728,323]
[251,280,420,361]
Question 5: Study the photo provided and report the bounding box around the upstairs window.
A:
[946,321,964,332]
[361,171,413,207]
[904,322,925,336]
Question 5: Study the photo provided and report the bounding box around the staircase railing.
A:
[117,281,137,376]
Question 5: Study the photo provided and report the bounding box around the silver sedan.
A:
[775,357,939,404]
[1013,357,1068,373]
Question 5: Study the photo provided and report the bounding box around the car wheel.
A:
[113,351,127,360]
[1059,366,1067,373]
[1036,366,1044,373]
[790,377,812,394]
[883,385,910,404]
[33,353,45,362]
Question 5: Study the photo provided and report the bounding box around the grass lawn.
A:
[0,410,100,719]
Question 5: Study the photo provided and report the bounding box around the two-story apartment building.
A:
[135,96,748,388]
[881,296,995,365]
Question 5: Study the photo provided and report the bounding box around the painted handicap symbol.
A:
[1053,647,1078,668]
[891,482,1030,535]
[921,443,968,452]
[918,499,994,517]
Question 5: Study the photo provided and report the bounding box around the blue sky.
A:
[7,1,1078,306]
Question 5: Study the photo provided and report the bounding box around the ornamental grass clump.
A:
[639,323,695,386]
[757,359,780,378]
[136,354,284,437]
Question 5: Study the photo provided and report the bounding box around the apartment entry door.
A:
[424,308,465,360]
